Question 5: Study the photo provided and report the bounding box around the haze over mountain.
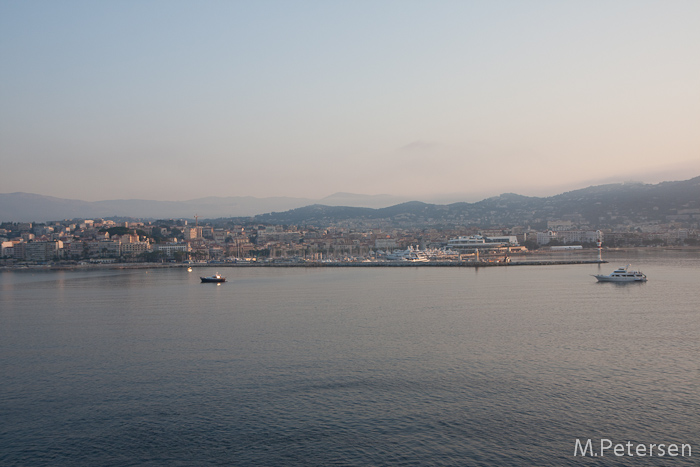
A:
[2,177,698,227]
[3,3,699,207]
[0,192,409,222]
[252,176,700,229]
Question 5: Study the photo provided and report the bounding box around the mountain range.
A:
[2,176,699,229]
[235,177,700,229]
[0,192,408,223]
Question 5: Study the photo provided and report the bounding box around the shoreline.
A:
[2,259,607,271]
[4,247,699,272]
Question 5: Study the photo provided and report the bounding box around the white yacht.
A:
[385,246,430,262]
[593,265,647,283]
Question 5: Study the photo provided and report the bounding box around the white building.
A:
[447,235,519,250]
[1,240,16,258]
[120,241,150,257]
[536,230,600,245]
[153,243,190,258]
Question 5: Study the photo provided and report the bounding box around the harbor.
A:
[1,257,606,272]
[213,259,607,268]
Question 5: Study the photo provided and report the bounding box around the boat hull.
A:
[200,277,226,283]
[593,275,646,283]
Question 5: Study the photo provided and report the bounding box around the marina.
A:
[1,258,607,272]
[228,259,607,267]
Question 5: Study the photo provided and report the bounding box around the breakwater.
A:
[2,259,607,272]
[241,260,607,267]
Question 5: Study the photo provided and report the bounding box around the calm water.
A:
[1,251,699,466]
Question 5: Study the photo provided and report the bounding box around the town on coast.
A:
[2,215,697,270]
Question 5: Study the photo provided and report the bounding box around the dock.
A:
[215,259,607,268]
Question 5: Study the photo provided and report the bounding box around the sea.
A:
[1,250,699,466]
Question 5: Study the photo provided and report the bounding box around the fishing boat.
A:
[200,273,226,283]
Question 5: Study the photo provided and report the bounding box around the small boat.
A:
[200,273,226,283]
[593,265,647,283]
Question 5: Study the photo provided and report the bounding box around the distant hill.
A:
[247,177,700,229]
[319,192,409,208]
[2,177,699,228]
[0,192,407,222]
[0,193,307,222]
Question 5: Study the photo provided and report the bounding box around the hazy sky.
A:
[1,1,699,202]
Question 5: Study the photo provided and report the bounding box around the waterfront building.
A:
[24,240,62,262]
[153,243,190,258]
[447,235,519,250]
[11,242,26,260]
[1,240,16,258]
[119,241,150,257]
[536,230,600,245]
[207,246,224,260]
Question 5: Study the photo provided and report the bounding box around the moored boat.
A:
[593,265,647,283]
[385,245,430,262]
[200,273,226,283]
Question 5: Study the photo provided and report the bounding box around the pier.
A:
[186,259,608,268]
[3,259,607,272]
[239,260,607,268]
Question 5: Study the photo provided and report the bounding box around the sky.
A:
[1,0,699,202]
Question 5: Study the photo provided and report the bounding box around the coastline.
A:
[2,259,607,271]
[4,247,700,272]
